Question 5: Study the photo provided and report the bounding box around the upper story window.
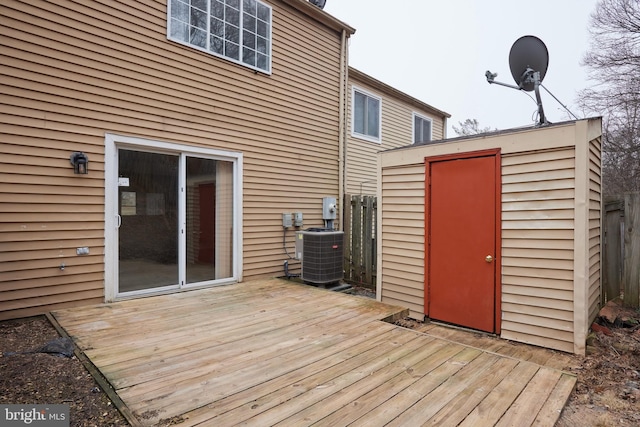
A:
[413,113,432,144]
[352,87,381,143]
[168,0,272,73]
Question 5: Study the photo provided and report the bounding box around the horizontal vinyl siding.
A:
[346,78,444,196]
[587,137,602,324]
[0,0,344,319]
[380,165,425,319]
[501,147,576,353]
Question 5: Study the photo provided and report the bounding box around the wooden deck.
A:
[51,279,576,426]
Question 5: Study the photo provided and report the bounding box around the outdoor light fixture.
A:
[70,152,89,174]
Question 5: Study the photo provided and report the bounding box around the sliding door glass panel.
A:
[118,150,179,292]
[186,157,234,284]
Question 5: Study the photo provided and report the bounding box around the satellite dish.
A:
[309,0,327,9]
[486,35,579,126]
[508,35,549,92]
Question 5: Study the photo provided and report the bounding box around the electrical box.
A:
[322,197,337,220]
[282,213,292,228]
[292,212,303,227]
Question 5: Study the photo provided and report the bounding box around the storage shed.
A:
[377,118,602,355]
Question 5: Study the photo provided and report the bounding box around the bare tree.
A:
[452,119,496,136]
[579,0,640,196]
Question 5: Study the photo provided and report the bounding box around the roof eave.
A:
[279,0,356,35]
[349,67,451,119]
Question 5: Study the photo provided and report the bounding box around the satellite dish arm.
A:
[485,71,521,90]
[486,69,548,126]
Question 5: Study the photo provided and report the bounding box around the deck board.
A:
[51,278,576,426]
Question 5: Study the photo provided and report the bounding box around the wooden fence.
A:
[343,194,377,289]
[602,193,640,308]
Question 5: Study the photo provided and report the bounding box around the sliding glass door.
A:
[115,147,237,296]
[118,150,179,293]
[185,157,234,284]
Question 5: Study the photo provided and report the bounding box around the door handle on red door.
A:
[485,255,493,263]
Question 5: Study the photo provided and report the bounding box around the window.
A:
[168,0,272,73]
[413,113,432,144]
[352,88,381,142]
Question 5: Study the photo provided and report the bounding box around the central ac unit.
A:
[295,228,344,285]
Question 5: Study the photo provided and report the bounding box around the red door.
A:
[426,151,500,333]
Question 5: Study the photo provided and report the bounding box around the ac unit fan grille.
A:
[296,230,344,284]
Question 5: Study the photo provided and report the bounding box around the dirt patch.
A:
[557,301,640,427]
[0,316,128,427]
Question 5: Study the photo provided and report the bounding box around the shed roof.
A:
[381,117,602,153]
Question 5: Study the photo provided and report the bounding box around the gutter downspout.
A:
[443,116,448,139]
[338,28,348,230]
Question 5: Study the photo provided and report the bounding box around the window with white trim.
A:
[352,88,381,142]
[168,0,272,73]
[413,113,432,144]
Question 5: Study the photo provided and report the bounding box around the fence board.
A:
[603,193,640,309]
[352,195,363,283]
[364,196,374,285]
[603,201,623,304]
[344,194,377,289]
[623,193,640,308]
[343,198,352,282]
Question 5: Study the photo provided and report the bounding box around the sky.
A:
[323,0,601,136]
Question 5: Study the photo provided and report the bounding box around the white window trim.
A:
[351,86,382,144]
[104,133,243,302]
[166,0,273,74]
[413,112,433,144]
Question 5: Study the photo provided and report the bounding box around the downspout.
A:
[443,116,448,139]
[338,28,348,230]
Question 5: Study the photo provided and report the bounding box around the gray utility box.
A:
[295,228,344,284]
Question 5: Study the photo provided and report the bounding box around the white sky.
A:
[323,0,600,136]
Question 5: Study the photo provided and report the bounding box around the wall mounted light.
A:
[70,152,89,174]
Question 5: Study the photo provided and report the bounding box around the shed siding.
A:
[0,0,345,319]
[379,119,602,354]
[346,77,445,196]
[379,165,425,319]
[587,137,602,324]
[501,147,576,353]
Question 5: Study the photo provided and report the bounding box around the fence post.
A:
[623,193,640,308]
[343,194,352,282]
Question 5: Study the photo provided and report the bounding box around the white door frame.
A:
[104,133,243,302]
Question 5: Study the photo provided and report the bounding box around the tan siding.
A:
[379,165,424,319]
[587,137,602,323]
[499,326,574,354]
[502,275,573,291]
[500,148,576,352]
[502,284,573,301]
[0,0,346,319]
[345,76,445,196]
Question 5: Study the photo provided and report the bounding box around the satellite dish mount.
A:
[485,35,550,126]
